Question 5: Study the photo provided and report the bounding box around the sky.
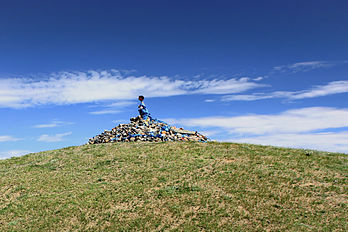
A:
[1,0,348,158]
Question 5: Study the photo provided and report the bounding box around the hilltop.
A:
[0,142,347,231]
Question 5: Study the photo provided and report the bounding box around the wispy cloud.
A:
[37,132,72,142]
[89,109,121,115]
[0,135,21,142]
[89,100,135,115]
[222,94,273,101]
[107,101,135,108]
[272,61,335,73]
[190,77,264,94]
[287,80,348,99]
[112,119,128,124]
[253,76,264,81]
[222,80,348,101]
[0,70,265,109]
[198,130,221,137]
[0,150,31,159]
[34,120,74,128]
[170,107,348,153]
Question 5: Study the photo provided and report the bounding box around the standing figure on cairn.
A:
[138,95,150,125]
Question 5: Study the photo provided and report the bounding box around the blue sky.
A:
[1,0,348,158]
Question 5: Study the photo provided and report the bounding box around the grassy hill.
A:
[0,142,347,231]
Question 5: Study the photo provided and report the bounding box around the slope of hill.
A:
[0,142,347,231]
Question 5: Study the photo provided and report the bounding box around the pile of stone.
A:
[88,116,209,144]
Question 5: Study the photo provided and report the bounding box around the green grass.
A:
[0,142,347,231]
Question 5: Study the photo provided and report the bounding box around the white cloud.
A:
[198,130,220,137]
[222,80,348,101]
[0,150,31,159]
[230,132,348,154]
[174,107,348,135]
[37,132,72,142]
[253,76,264,81]
[192,78,263,94]
[89,100,136,115]
[0,70,264,109]
[222,94,273,101]
[34,120,74,128]
[171,107,348,153]
[273,61,334,73]
[112,119,128,124]
[119,69,137,75]
[89,109,121,115]
[107,101,135,107]
[288,80,348,99]
[0,135,21,142]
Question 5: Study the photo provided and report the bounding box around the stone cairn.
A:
[88,116,209,144]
